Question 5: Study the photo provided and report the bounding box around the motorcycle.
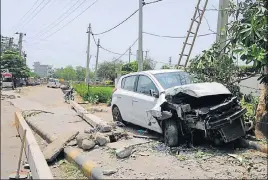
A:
[64,88,74,103]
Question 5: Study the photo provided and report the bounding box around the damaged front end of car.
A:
[150,82,254,145]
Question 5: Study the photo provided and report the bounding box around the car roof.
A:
[123,69,184,77]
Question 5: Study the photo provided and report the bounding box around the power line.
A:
[92,0,164,36]
[114,38,139,61]
[12,0,41,32]
[143,32,216,39]
[145,0,163,5]
[30,0,82,39]
[19,0,52,30]
[32,0,89,39]
[92,9,139,35]
[32,0,100,45]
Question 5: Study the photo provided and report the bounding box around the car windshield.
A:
[154,71,193,89]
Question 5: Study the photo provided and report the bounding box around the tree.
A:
[0,51,30,78]
[97,60,123,81]
[161,65,171,69]
[75,66,86,81]
[121,58,156,75]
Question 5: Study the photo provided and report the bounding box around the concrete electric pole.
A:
[128,47,131,63]
[94,39,100,82]
[144,50,149,60]
[85,23,91,84]
[216,0,229,50]
[138,0,144,72]
[16,32,26,57]
[8,37,13,50]
[169,57,172,67]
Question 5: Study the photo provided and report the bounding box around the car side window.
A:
[121,76,136,91]
[136,75,158,96]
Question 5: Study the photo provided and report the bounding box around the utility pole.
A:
[8,37,13,50]
[138,0,144,71]
[144,50,149,60]
[85,23,91,84]
[128,47,131,63]
[169,57,172,67]
[94,39,100,82]
[216,0,229,50]
[16,32,26,57]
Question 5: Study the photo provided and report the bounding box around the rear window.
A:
[121,75,136,91]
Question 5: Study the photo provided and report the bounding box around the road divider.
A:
[14,112,54,179]
[70,100,112,132]
[64,147,103,179]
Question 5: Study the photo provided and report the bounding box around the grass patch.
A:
[73,83,113,104]
[176,154,188,161]
[58,160,86,179]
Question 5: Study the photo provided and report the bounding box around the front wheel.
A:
[164,120,180,147]
[112,106,123,122]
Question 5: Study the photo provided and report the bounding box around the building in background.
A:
[33,62,53,78]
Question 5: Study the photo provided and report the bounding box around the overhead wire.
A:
[32,0,89,39]
[143,32,216,39]
[113,38,139,61]
[92,9,139,35]
[92,0,165,36]
[30,0,82,38]
[31,0,100,45]
[19,0,52,30]
[12,0,41,32]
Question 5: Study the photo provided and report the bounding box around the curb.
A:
[14,112,54,179]
[24,115,103,179]
[64,147,103,179]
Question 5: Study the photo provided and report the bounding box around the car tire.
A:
[164,119,179,147]
[112,106,123,122]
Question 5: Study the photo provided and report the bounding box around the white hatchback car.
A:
[111,70,192,138]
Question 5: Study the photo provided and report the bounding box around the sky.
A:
[1,0,220,70]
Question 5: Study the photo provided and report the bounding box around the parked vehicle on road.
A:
[47,78,61,88]
[64,88,74,103]
[1,72,14,89]
[111,69,253,147]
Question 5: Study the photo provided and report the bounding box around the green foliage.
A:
[73,83,113,104]
[241,93,259,122]
[28,71,40,78]
[228,0,268,83]
[97,60,123,81]
[161,65,171,69]
[0,51,30,78]
[187,43,242,97]
[54,66,94,81]
[121,58,156,75]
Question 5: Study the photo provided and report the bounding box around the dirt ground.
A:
[4,86,267,179]
[75,94,268,179]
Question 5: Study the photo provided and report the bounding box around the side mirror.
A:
[150,89,159,98]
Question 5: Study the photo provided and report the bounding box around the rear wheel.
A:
[164,119,179,147]
[112,106,123,122]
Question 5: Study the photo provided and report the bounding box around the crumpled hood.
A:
[165,82,231,98]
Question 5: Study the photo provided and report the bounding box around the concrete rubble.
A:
[116,146,134,159]
[95,133,110,146]
[81,139,96,150]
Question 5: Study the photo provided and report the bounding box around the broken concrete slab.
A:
[43,131,79,163]
[67,139,77,146]
[103,169,117,176]
[81,139,96,150]
[95,133,110,146]
[70,101,88,117]
[76,133,94,148]
[82,113,112,132]
[107,138,150,150]
[116,146,133,159]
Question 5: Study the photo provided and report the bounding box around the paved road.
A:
[9,86,91,138]
[239,76,262,96]
[1,99,26,178]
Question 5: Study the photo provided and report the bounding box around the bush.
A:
[73,83,113,104]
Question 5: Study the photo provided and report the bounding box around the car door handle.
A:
[132,99,138,102]
[118,96,122,99]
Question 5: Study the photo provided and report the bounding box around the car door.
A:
[115,75,138,123]
[131,75,162,133]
